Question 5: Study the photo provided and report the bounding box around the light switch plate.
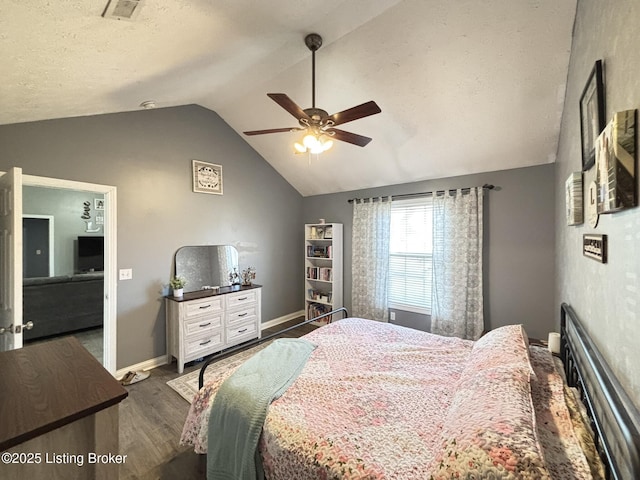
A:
[119,268,133,280]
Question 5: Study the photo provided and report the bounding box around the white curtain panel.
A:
[351,198,391,321]
[431,187,484,340]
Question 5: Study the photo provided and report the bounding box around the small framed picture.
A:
[94,198,105,210]
[565,172,583,226]
[579,60,605,171]
[192,160,223,195]
[323,225,333,239]
[95,214,104,225]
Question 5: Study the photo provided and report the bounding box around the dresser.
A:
[166,284,262,373]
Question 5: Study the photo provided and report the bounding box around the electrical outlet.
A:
[390,311,396,321]
[119,268,133,280]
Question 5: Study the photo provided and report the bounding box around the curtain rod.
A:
[347,184,495,204]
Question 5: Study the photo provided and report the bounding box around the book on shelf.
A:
[307,245,329,258]
[306,266,319,279]
[307,266,333,281]
[319,267,332,281]
[307,302,332,323]
[306,289,332,303]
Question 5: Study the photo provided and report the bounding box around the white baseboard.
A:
[115,354,167,380]
[261,310,305,331]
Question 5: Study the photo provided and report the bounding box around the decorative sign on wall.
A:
[586,181,599,228]
[583,234,607,263]
[192,160,223,195]
[595,109,637,213]
[565,172,583,225]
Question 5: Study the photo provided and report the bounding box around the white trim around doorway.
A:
[23,175,118,374]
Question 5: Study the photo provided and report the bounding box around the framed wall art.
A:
[579,60,605,171]
[596,109,637,213]
[583,234,607,263]
[565,172,583,225]
[192,160,223,195]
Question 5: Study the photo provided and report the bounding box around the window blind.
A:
[388,198,433,314]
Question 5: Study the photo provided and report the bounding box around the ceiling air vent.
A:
[102,0,143,21]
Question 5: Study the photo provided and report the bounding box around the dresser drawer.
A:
[226,304,258,326]
[184,296,224,319]
[226,290,258,309]
[226,319,258,345]
[184,314,223,337]
[185,330,224,359]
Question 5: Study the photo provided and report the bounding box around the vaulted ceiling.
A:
[1,1,576,196]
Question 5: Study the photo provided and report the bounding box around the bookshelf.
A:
[305,223,343,325]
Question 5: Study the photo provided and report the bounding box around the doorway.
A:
[22,175,117,374]
[23,215,54,278]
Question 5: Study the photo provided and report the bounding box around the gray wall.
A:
[303,164,556,341]
[555,1,640,408]
[23,186,104,276]
[0,105,303,368]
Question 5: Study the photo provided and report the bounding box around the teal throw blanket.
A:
[207,338,316,480]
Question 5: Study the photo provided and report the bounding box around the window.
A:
[388,197,433,314]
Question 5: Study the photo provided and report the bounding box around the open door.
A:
[0,167,24,351]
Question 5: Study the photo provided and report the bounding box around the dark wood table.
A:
[0,336,127,479]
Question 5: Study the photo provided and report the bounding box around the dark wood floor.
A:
[118,317,316,479]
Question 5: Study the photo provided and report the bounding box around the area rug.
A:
[167,341,272,403]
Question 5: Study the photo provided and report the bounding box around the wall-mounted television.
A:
[77,236,104,273]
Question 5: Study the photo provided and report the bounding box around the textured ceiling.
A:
[1,0,576,196]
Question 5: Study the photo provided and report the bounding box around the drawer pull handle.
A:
[238,312,248,317]
[199,304,212,309]
[237,297,248,301]
[200,340,212,346]
[199,322,211,327]
[238,328,248,333]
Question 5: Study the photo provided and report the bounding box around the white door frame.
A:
[23,214,55,277]
[0,168,23,351]
[23,174,117,374]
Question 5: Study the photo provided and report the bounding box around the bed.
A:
[180,304,640,479]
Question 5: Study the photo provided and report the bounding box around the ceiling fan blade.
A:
[327,101,381,127]
[267,93,311,122]
[244,127,302,136]
[327,128,373,147]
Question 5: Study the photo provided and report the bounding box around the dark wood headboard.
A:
[560,303,640,480]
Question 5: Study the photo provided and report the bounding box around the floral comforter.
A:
[181,319,599,479]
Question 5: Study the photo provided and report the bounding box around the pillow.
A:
[465,324,536,378]
[431,364,551,479]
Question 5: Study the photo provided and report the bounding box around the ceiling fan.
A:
[243,33,382,153]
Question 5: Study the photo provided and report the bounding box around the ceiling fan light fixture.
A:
[294,133,333,154]
[309,144,324,155]
[244,33,381,152]
[303,134,318,149]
